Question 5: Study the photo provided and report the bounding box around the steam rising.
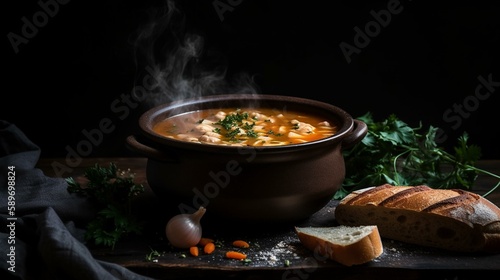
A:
[132,0,259,108]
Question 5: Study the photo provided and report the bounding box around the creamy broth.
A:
[152,108,338,146]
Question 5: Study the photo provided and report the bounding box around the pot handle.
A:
[125,135,178,162]
[341,119,368,150]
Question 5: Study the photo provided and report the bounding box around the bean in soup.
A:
[152,108,338,146]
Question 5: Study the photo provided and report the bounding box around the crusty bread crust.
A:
[295,225,383,266]
[335,184,500,252]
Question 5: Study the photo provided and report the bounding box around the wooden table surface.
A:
[36,158,500,279]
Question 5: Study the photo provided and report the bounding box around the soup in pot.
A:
[152,108,338,146]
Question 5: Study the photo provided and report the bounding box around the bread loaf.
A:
[334,184,500,252]
[295,225,383,266]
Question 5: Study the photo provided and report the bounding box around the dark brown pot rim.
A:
[137,94,362,153]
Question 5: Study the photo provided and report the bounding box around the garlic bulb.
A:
[165,206,206,248]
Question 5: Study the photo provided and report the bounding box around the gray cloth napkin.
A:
[0,120,155,280]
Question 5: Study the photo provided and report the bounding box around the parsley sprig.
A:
[336,112,500,199]
[66,162,145,249]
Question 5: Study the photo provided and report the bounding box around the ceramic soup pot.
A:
[126,94,367,223]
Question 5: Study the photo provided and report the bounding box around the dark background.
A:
[3,0,500,159]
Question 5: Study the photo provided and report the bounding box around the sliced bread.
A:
[294,225,383,266]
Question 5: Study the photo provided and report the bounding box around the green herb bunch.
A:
[336,112,500,199]
[66,162,145,249]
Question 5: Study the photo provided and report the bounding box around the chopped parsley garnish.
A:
[215,110,258,141]
[216,110,249,130]
[226,128,241,139]
[246,130,258,138]
[267,130,283,137]
[242,122,255,130]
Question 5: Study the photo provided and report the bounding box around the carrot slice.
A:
[225,251,247,260]
[232,240,250,248]
[204,242,216,254]
[189,246,199,257]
